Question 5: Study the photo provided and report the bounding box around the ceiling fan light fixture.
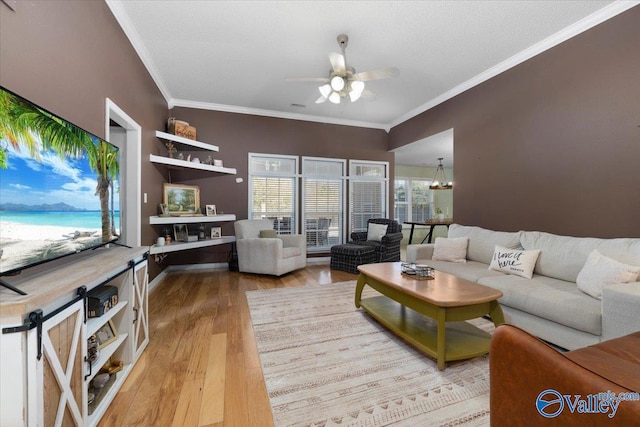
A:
[329,91,341,104]
[330,75,345,91]
[319,84,332,98]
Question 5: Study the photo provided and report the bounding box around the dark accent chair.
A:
[350,218,403,263]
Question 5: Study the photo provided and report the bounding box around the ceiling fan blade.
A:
[285,77,330,83]
[352,67,399,81]
[360,89,376,101]
[315,95,328,104]
[329,52,346,75]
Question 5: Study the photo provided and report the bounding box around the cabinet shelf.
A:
[86,333,128,383]
[149,236,236,255]
[87,300,128,336]
[149,214,236,225]
[149,154,237,174]
[155,130,219,151]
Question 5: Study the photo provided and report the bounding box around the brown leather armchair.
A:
[490,324,640,426]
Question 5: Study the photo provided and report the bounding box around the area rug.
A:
[246,281,495,427]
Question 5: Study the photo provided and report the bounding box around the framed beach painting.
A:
[163,183,200,215]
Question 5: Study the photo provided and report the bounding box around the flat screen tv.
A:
[0,86,121,294]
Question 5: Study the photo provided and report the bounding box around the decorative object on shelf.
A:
[213,159,223,167]
[205,155,213,165]
[91,373,110,389]
[177,152,184,160]
[211,227,222,239]
[96,320,118,349]
[173,224,188,242]
[198,223,206,240]
[102,358,124,375]
[429,158,453,190]
[167,117,197,140]
[163,183,200,215]
[156,236,165,246]
[192,157,200,163]
[158,203,169,216]
[87,334,100,364]
[205,204,217,216]
[435,207,445,221]
[162,226,172,244]
[164,140,177,158]
[87,285,119,318]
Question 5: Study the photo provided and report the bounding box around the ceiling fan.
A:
[287,34,399,104]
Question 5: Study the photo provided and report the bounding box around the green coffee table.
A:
[355,262,504,370]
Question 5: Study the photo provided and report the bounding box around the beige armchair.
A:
[234,219,306,276]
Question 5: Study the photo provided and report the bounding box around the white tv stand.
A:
[0,246,149,426]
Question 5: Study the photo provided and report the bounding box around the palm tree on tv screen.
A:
[0,89,119,242]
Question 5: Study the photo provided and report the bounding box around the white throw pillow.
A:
[489,245,541,279]
[367,223,388,241]
[432,237,469,263]
[576,249,640,300]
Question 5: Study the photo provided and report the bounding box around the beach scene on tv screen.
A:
[0,89,120,274]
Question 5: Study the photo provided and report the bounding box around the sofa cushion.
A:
[478,275,602,335]
[520,232,603,282]
[448,224,522,264]
[432,237,468,263]
[576,249,640,299]
[489,246,541,279]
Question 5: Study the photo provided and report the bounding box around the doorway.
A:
[105,99,142,247]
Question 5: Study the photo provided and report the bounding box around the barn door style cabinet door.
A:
[0,246,149,427]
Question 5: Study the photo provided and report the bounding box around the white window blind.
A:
[302,157,345,251]
[248,154,298,234]
[411,179,433,221]
[349,160,389,233]
[394,178,408,224]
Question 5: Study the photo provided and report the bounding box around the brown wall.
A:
[390,6,640,238]
[162,107,391,266]
[1,1,168,278]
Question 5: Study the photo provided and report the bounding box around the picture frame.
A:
[173,224,188,242]
[163,183,200,215]
[210,227,222,239]
[96,320,118,349]
[205,204,217,216]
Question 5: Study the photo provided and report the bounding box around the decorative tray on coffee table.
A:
[401,262,435,280]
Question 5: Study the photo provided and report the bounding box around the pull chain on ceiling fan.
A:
[287,34,399,104]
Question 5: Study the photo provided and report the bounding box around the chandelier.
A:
[429,158,453,190]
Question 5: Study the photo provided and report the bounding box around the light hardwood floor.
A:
[98,263,354,427]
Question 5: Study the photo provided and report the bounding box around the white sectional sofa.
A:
[407,224,640,350]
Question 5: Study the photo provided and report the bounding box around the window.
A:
[394,177,434,224]
[349,160,389,233]
[302,157,345,252]
[248,154,298,234]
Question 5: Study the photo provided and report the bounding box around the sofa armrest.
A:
[602,282,640,341]
[279,234,306,249]
[406,244,434,262]
[490,324,640,426]
[381,232,403,245]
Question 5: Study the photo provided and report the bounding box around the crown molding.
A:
[169,99,388,130]
[388,0,640,129]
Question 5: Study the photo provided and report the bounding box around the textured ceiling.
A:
[106,1,633,165]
